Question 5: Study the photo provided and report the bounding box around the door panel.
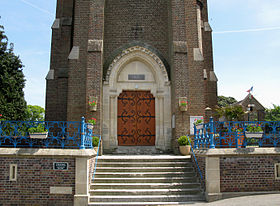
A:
[118,91,155,146]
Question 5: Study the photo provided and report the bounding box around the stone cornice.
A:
[194,148,280,157]
[0,148,96,158]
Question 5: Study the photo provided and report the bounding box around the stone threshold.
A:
[99,155,191,159]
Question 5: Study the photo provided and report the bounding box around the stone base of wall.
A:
[221,191,280,200]
[0,148,96,206]
[194,148,280,202]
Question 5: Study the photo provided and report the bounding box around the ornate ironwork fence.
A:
[194,118,280,149]
[0,117,93,149]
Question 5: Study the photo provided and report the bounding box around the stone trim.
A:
[68,46,80,60]
[88,39,103,52]
[46,69,54,80]
[205,157,221,202]
[52,19,60,29]
[193,48,204,61]
[105,46,169,84]
[173,41,188,53]
[9,164,17,181]
[203,69,207,79]
[194,148,280,157]
[0,148,96,157]
[204,22,212,32]
[50,187,73,194]
[210,71,218,82]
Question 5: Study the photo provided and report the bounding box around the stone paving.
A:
[176,194,280,206]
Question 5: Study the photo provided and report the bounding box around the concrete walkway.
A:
[176,194,280,206]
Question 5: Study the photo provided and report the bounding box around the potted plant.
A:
[178,135,191,155]
[194,118,204,130]
[245,124,263,138]
[179,100,188,112]
[28,124,48,139]
[89,100,97,112]
[92,136,100,152]
[87,117,96,130]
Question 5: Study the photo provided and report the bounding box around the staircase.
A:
[88,155,205,205]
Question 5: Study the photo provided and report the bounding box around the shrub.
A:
[92,136,100,147]
[178,135,191,146]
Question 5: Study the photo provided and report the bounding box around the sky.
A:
[0,0,280,109]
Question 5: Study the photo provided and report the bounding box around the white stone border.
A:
[102,46,172,152]
[0,148,96,157]
[194,148,280,157]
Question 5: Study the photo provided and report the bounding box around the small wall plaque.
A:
[128,74,145,80]
[53,162,68,171]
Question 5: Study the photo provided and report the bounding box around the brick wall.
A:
[45,0,217,153]
[192,154,206,189]
[220,155,280,192]
[103,0,170,69]
[45,0,74,121]
[0,157,75,205]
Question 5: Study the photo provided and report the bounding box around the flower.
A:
[194,117,203,126]
[246,124,263,133]
[89,100,97,107]
[180,100,188,106]
[88,118,96,125]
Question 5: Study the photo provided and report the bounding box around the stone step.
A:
[89,156,204,205]
[93,177,197,184]
[89,195,205,203]
[89,188,202,196]
[91,182,201,190]
[98,156,191,163]
[94,171,195,178]
[88,201,204,206]
[95,167,194,173]
[97,162,192,167]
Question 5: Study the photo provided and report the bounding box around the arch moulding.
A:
[102,46,172,154]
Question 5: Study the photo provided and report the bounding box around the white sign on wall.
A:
[190,116,203,135]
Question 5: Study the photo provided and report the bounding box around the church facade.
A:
[45,0,217,153]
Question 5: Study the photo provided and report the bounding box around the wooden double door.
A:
[117,91,156,146]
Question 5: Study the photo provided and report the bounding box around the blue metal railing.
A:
[0,117,93,149]
[194,118,280,149]
[92,135,102,184]
[188,136,203,185]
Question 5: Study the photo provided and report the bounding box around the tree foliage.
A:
[265,105,280,121]
[26,105,45,121]
[215,105,245,121]
[25,105,45,133]
[218,96,237,108]
[0,24,27,120]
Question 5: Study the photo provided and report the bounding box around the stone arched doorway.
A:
[102,46,171,153]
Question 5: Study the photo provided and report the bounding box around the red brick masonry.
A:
[220,155,280,192]
[0,157,75,206]
[194,148,280,196]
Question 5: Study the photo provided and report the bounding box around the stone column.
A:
[74,157,90,206]
[205,156,222,202]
